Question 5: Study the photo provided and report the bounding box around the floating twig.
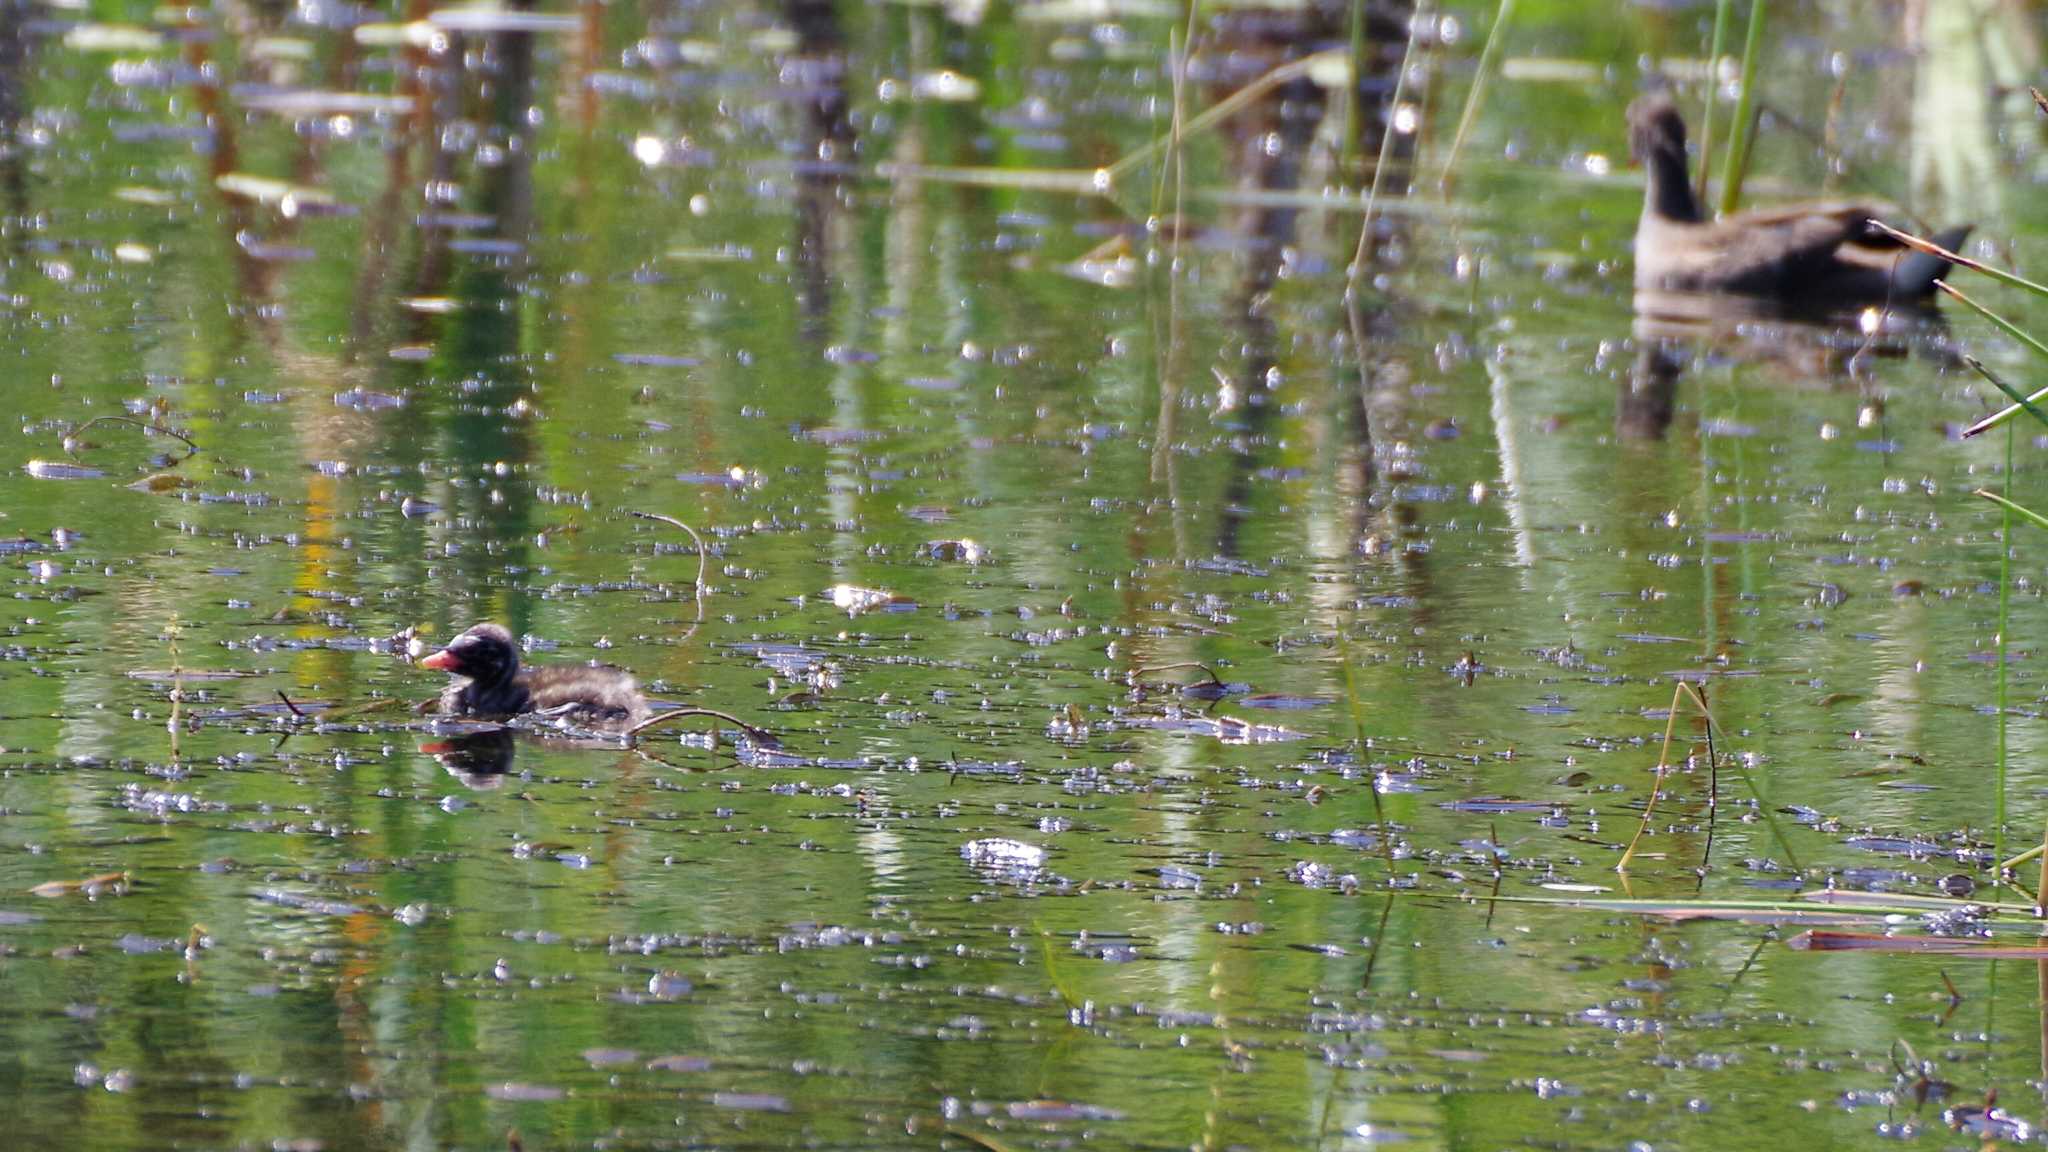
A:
[29,871,131,898]
[276,690,308,718]
[1123,661,1223,688]
[1787,931,2048,958]
[626,706,776,748]
[944,1125,1020,1152]
[65,414,201,462]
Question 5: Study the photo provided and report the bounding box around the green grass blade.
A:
[1963,355,2048,432]
[1942,282,2048,437]
[1034,922,1084,1012]
[1435,0,1514,193]
[1976,488,2048,534]
[1694,0,1732,205]
[1716,0,1767,215]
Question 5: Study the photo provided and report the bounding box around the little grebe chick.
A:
[421,623,649,724]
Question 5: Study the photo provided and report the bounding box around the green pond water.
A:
[4,1,2048,1148]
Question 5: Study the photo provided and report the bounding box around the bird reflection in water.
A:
[1622,289,1953,442]
[420,729,517,789]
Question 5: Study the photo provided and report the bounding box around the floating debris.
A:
[214,173,339,214]
[483,1082,565,1102]
[961,838,1048,882]
[113,186,181,206]
[919,538,987,563]
[334,388,408,411]
[23,461,105,480]
[28,872,131,899]
[426,7,581,32]
[664,245,752,263]
[908,69,981,102]
[823,583,913,617]
[711,1092,790,1113]
[64,23,163,51]
[1061,234,1138,289]
[239,91,414,117]
[127,472,194,494]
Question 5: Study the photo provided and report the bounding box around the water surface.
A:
[2,1,2046,1148]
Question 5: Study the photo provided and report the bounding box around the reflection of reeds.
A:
[1148,13,1194,491]
[1339,0,1369,174]
[1336,631,1400,876]
[1910,2,2036,224]
[1106,47,1348,186]
[1345,1,1426,353]
[1434,0,1513,193]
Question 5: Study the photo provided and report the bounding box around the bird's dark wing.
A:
[1689,211,1863,293]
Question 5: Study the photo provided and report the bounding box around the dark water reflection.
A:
[1,2,2046,1150]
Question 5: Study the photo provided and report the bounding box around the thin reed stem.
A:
[1716,0,1766,216]
[1107,47,1346,183]
[1997,418,2011,870]
[1435,0,1512,193]
[1694,0,1731,205]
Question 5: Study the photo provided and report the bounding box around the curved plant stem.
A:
[630,510,708,643]
[66,414,201,461]
[1618,681,1686,871]
[1622,680,1797,873]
